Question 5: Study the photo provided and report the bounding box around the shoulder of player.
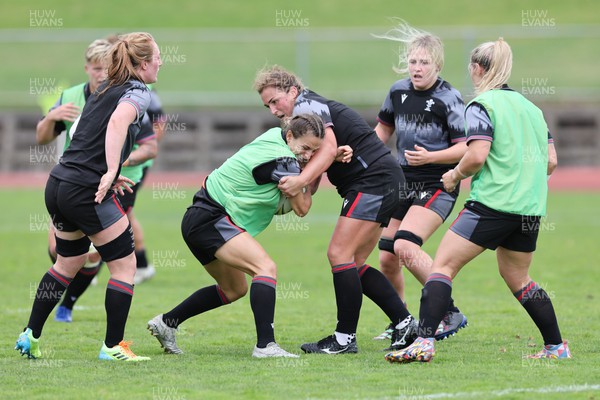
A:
[432,79,464,103]
[389,78,411,92]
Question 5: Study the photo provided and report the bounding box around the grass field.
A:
[2,0,600,108]
[1,186,599,399]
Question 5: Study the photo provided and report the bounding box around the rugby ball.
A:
[275,194,293,215]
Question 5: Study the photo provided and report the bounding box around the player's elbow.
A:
[292,199,311,217]
[35,124,53,145]
[146,141,158,160]
[469,151,488,170]
[547,146,558,175]
[547,157,557,175]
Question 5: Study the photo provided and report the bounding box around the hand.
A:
[48,102,81,122]
[97,172,133,203]
[335,145,353,163]
[111,175,135,196]
[278,175,305,198]
[404,145,430,166]
[441,169,460,192]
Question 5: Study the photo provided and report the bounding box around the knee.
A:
[498,268,529,292]
[394,230,423,263]
[379,250,400,275]
[327,243,351,266]
[255,259,277,280]
[223,281,248,302]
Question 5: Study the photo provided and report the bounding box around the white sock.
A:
[395,315,414,330]
[334,331,355,345]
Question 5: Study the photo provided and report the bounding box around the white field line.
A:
[396,383,600,399]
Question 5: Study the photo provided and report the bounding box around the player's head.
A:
[103,32,161,91]
[254,65,304,119]
[84,39,111,92]
[283,114,324,164]
[376,19,444,91]
[469,38,512,95]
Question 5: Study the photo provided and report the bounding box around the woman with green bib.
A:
[148,114,330,358]
[386,38,569,363]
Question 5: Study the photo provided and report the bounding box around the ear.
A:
[476,63,486,76]
[288,86,298,98]
[285,130,293,143]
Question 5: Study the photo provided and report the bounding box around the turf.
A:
[1,186,599,399]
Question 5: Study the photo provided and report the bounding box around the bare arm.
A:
[374,122,394,145]
[35,103,81,145]
[547,142,557,175]
[288,187,312,217]
[153,118,167,142]
[441,140,491,192]
[405,142,467,166]
[122,137,158,167]
[95,102,138,203]
[278,126,338,197]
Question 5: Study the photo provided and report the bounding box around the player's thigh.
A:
[381,217,401,240]
[399,205,444,243]
[90,214,131,246]
[215,232,276,278]
[328,216,382,265]
[431,229,486,279]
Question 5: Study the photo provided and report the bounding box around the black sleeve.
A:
[146,89,165,122]
[465,102,494,143]
[135,114,157,143]
[54,121,66,136]
[252,157,301,185]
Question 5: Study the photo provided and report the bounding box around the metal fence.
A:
[2,102,597,173]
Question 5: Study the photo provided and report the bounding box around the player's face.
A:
[260,86,297,119]
[141,41,162,84]
[408,47,439,91]
[85,61,107,92]
[286,131,321,164]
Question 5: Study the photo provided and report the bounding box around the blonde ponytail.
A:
[471,38,513,95]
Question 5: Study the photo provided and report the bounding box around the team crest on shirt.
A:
[424,99,435,112]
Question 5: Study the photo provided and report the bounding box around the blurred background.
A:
[1,0,599,173]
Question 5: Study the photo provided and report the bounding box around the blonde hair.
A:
[102,32,156,93]
[85,39,111,64]
[253,65,304,94]
[374,19,444,76]
[470,38,512,95]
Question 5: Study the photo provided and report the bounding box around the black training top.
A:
[377,77,465,183]
[293,89,391,194]
[50,80,151,188]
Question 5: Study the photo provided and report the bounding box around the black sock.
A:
[104,279,134,348]
[514,281,562,345]
[250,276,276,348]
[447,297,460,313]
[162,285,230,328]
[27,267,72,338]
[60,262,102,310]
[418,273,452,338]
[358,264,410,324]
[332,263,362,334]
[135,249,148,269]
